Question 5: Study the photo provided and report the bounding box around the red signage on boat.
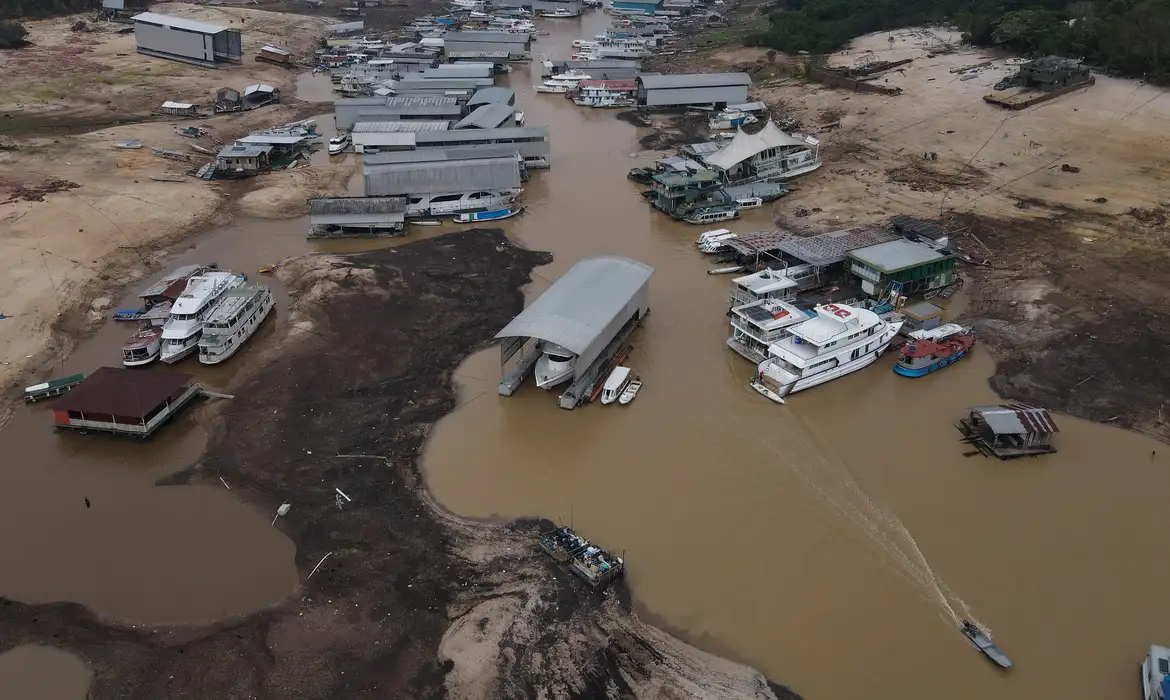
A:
[823,304,852,318]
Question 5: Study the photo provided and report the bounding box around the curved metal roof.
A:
[495,256,654,355]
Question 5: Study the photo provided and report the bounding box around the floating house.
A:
[308,196,407,238]
[958,404,1058,459]
[159,100,199,117]
[215,143,272,176]
[214,87,243,113]
[700,121,822,185]
[533,0,584,16]
[132,12,242,68]
[50,367,201,438]
[335,95,464,130]
[257,45,293,65]
[363,156,522,197]
[847,238,957,298]
[635,73,751,108]
[443,31,531,59]
[414,126,551,169]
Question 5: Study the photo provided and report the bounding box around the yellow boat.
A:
[258,264,277,274]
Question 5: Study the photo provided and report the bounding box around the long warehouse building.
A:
[413,126,550,168]
[335,96,465,130]
[495,256,654,403]
[132,11,243,68]
[443,31,531,58]
[364,157,522,196]
[636,72,752,108]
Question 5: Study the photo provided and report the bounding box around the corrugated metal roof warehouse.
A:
[495,256,654,380]
[364,157,522,196]
[636,72,752,107]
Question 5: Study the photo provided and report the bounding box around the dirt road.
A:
[648,16,1170,440]
[0,230,797,700]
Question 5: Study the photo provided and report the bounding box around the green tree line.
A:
[0,0,95,20]
[749,0,1170,83]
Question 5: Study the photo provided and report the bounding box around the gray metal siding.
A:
[444,38,528,56]
[135,21,212,62]
[414,133,549,162]
[310,211,405,227]
[364,158,521,196]
[577,278,648,378]
[533,0,583,14]
[643,84,748,107]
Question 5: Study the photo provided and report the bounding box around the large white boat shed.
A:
[495,256,653,408]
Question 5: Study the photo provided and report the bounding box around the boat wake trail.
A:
[712,399,971,625]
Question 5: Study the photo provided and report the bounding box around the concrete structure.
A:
[132,12,242,68]
[364,157,522,196]
[495,256,654,408]
[443,31,531,59]
[51,367,201,438]
[308,197,406,238]
[335,96,463,130]
[413,126,550,168]
[453,103,516,129]
[636,72,751,108]
[469,87,516,107]
[847,238,957,297]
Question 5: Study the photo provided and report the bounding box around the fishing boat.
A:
[1142,645,1170,700]
[122,325,164,367]
[709,109,758,130]
[159,271,246,364]
[894,328,976,377]
[258,263,278,274]
[617,376,642,404]
[600,366,631,405]
[961,620,1011,669]
[453,206,523,223]
[535,342,576,389]
[198,283,275,365]
[751,303,903,403]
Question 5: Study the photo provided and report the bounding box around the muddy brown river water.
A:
[1,11,1167,699]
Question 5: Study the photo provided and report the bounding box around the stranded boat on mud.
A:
[894,327,976,377]
[538,526,624,589]
[160,271,247,364]
[961,620,1012,669]
[198,283,275,365]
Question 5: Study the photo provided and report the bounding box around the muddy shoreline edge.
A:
[0,230,800,699]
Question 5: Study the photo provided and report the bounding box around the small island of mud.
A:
[0,230,800,699]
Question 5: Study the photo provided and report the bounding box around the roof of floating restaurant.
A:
[53,367,192,418]
[704,121,814,171]
[970,404,1059,436]
[495,256,654,354]
[636,72,751,90]
[725,229,796,256]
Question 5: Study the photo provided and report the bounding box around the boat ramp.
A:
[538,526,624,590]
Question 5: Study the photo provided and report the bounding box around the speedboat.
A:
[960,620,1011,669]
[1143,645,1170,700]
[514,110,525,126]
[327,133,349,155]
[752,303,903,402]
[600,366,631,405]
[535,342,576,389]
[618,376,642,404]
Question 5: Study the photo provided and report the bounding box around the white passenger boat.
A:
[122,326,164,367]
[535,342,577,389]
[406,190,520,217]
[159,271,246,364]
[573,39,601,49]
[696,227,733,246]
[600,366,631,405]
[534,79,576,94]
[198,284,275,365]
[1143,645,1170,700]
[751,303,903,402]
[539,7,575,16]
[734,196,763,209]
[450,0,484,9]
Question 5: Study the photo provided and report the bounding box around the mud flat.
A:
[644,13,1170,440]
[0,230,798,699]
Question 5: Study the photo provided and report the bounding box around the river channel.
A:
[0,9,1166,700]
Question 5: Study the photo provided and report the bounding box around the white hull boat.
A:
[159,271,246,364]
[534,82,571,94]
[535,342,576,389]
[735,196,763,209]
[617,376,641,404]
[751,303,903,403]
[406,190,520,217]
[600,366,631,405]
[1143,645,1170,700]
[122,326,163,367]
[198,284,275,365]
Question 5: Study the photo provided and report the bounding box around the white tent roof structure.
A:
[704,121,813,171]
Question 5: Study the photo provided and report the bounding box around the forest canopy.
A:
[749,0,1170,83]
[0,0,94,20]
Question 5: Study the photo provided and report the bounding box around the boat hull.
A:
[893,348,969,377]
[159,342,198,364]
[198,291,275,365]
[754,323,901,400]
[122,354,159,367]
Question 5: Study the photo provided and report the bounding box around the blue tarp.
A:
[1161,676,1170,699]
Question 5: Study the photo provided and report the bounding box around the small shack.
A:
[243,83,280,109]
[214,87,243,113]
[958,404,1059,459]
[216,143,272,176]
[51,367,201,438]
[159,100,199,117]
[898,300,943,335]
[257,45,293,65]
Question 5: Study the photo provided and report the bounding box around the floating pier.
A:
[957,404,1058,459]
[49,367,203,439]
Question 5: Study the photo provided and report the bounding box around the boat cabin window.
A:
[547,353,573,363]
[430,194,462,203]
[1161,658,1170,674]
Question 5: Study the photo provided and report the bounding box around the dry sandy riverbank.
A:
[646,14,1170,440]
[0,4,352,424]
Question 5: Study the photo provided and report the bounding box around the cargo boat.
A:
[894,328,976,377]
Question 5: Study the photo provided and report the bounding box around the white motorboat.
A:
[534,79,575,94]
[573,39,601,49]
[698,231,738,253]
[696,227,733,246]
[327,133,349,155]
[734,196,763,209]
[121,326,163,367]
[159,271,246,363]
[617,376,641,404]
[539,7,575,17]
[1143,645,1170,700]
[751,302,903,402]
[450,0,484,9]
[600,366,631,405]
[198,283,275,365]
[535,342,577,389]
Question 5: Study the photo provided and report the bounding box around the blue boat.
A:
[453,206,523,224]
[893,329,976,377]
